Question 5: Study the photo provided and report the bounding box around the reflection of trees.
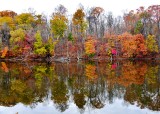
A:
[117,62,147,87]
[74,93,86,109]
[87,81,105,109]
[0,71,13,106]
[81,63,106,109]
[124,64,160,111]
[33,65,50,102]
[85,63,98,80]
[106,61,147,102]
[0,79,34,106]
[0,62,52,107]
[66,62,106,111]
[0,61,159,112]
[51,77,69,112]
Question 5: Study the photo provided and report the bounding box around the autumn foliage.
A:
[1,46,8,58]
[0,4,160,59]
[84,36,97,57]
[85,63,98,80]
[118,33,147,58]
[0,61,159,111]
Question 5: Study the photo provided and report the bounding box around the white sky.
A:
[0,0,159,17]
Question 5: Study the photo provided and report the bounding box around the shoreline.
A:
[0,56,159,62]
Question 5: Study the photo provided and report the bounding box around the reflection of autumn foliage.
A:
[118,62,147,87]
[1,62,9,72]
[0,62,53,107]
[124,64,160,111]
[0,61,159,112]
[51,78,69,112]
[55,62,85,77]
[145,66,158,85]
[125,84,160,111]
[107,61,147,87]
[74,93,86,109]
[10,63,32,79]
[0,79,34,106]
[85,64,98,80]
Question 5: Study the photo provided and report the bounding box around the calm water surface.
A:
[0,61,159,114]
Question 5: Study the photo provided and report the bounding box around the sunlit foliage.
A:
[0,16,15,29]
[10,28,25,55]
[118,33,147,58]
[34,31,46,56]
[72,8,87,37]
[146,35,158,53]
[50,7,68,40]
[84,36,97,57]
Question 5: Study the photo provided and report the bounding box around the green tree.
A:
[134,20,143,34]
[50,13,68,40]
[15,13,35,29]
[45,38,57,57]
[34,31,46,56]
[146,35,158,53]
[68,32,73,41]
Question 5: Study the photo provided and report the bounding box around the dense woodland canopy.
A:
[0,4,160,60]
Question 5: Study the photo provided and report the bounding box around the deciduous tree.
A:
[146,35,158,54]
[34,31,46,56]
[50,5,68,40]
[84,36,97,57]
[72,8,87,38]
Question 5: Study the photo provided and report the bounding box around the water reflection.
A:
[0,61,159,113]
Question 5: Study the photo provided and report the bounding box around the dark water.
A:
[0,61,159,114]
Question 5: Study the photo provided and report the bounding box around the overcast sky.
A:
[0,0,159,16]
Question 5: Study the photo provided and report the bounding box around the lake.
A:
[0,60,159,114]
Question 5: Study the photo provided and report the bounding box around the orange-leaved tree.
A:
[134,34,147,57]
[72,8,87,38]
[84,36,97,57]
[118,32,147,58]
[0,10,17,18]
[1,46,8,58]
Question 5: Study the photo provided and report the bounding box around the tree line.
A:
[0,4,160,60]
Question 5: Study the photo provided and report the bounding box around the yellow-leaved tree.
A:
[146,35,158,54]
[34,31,47,56]
[0,17,15,30]
[50,5,68,40]
[15,13,35,29]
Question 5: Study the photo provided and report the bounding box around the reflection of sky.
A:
[0,98,159,114]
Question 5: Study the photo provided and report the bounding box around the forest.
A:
[0,4,160,61]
